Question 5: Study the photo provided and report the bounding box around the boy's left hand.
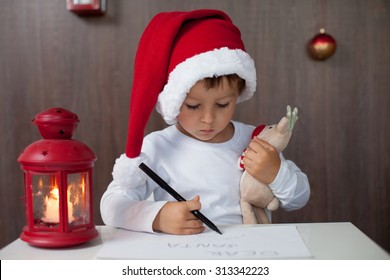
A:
[243,137,281,184]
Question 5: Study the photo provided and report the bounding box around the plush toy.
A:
[238,105,298,224]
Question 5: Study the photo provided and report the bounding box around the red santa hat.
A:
[126,9,257,158]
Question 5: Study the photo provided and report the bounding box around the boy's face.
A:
[176,77,240,143]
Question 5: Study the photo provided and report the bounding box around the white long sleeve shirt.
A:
[100,121,310,232]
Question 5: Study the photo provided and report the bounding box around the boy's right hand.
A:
[152,195,205,235]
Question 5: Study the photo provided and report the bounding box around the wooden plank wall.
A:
[1,0,389,253]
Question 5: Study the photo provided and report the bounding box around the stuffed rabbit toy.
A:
[238,105,298,224]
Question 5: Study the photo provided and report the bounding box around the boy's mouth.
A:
[200,129,214,134]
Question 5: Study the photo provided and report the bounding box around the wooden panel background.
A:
[1,0,389,253]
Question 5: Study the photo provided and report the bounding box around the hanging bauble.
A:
[308,28,336,60]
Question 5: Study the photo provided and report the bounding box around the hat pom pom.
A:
[112,153,148,187]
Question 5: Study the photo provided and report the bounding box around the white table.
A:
[0,222,389,260]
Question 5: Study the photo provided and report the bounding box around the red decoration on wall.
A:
[308,28,337,60]
[67,0,106,16]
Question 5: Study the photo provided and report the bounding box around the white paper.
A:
[96,225,312,259]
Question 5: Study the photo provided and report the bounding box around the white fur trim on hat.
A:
[156,47,256,125]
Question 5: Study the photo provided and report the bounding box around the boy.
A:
[100,9,310,235]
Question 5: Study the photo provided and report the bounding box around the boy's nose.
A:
[201,109,215,124]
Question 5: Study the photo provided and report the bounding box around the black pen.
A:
[139,163,222,235]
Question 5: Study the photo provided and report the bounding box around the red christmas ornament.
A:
[308,28,336,60]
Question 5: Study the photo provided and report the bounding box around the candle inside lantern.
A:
[42,182,75,224]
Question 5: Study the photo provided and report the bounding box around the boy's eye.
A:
[185,104,200,110]
[217,102,230,108]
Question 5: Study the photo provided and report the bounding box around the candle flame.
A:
[38,177,43,189]
[81,176,85,196]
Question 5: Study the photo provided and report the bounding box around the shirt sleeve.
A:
[99,153,167,233]
[268,154,310,211]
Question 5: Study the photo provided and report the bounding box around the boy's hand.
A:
[243,137,281,184]
[152,195,205,235]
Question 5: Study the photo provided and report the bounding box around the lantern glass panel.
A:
[67,172,90,226]
[32,174,60,228]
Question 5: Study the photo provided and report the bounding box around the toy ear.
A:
[277,117,289,133]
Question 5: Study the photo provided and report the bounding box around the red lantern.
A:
[18,108,98,248]
[308,28,337,60]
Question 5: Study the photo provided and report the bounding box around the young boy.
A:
[100,9,310,235]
